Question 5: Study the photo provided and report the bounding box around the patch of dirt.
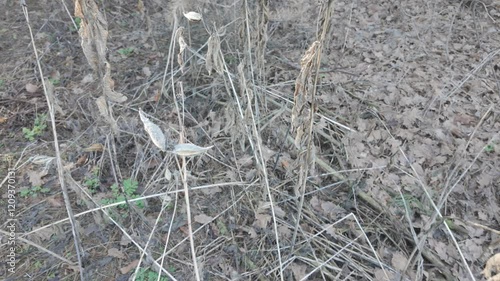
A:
[1,0,499,280]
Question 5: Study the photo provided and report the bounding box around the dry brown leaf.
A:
[142,66,151,77]
[464,239,483,262]
[103,62,127,103]
[75,0,108,71]
[83,143,105,152]
[374,268,395,280]
[34,226,56,241]
[47,196,64,207]
[260,145,276,164]
[391,252,408,271]
[194,214,213,224]
[290,262,307,281]
[81,73,94,84]
[95,96,108,117]
[26,83,38,93]
[120,233,132,246]
[278,225,291,238]
[136,0,145,16]
[253,213,271,228]
[27,169,48,187]
[120,259,139,274]
[164,168,172,181]
[310,196,321,212]
[274,206,286,218]
[177,27,187,71]
[108,248,126,259]
[238,226,257,238]
[0,116,7,123]
[321,201,337,214]
[483,253,500,279]
[206,33,223,74]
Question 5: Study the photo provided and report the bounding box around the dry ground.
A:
[1,0,499,280]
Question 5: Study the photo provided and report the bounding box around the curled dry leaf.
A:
[103,62,127,103]
[107,248,126,259]
[253,213,271,228]
[206,33,223,74]
[27,169,48,187]
[483,253,500,279]
[120,259,139,274]
[183,11,202,22]
[290,262,307,281]
[139,109,166,151]
[96,96,109,116]
[164,168,172,181]
[75,0,108,71]
[172,143,213,157]
[176,27,187,71]
[194,214,213,224]
[83,143,105,152]
[26,83,38,93]
[31,155,55,166]
[391,252,408,271]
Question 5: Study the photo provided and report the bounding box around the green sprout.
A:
[70,17,81,32]
[101,178,144,209]
[485,144,495,153]
[136,267,169,281]
[23,113,47,141]
[20,186,50,198]
[117,47,135,56]
[48,77,60,86]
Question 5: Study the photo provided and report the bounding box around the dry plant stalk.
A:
[76,0,126,143]
[236,3,284,278]
[176,27,188,73]
[75,0,108,74]
[169,33,201,279]
[256,0,269,82]
[206,32,223,75]
[290,0,336,250]
[22,4,86,278]
[103,62,127,103]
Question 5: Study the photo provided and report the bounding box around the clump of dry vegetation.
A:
[1,0,499,280]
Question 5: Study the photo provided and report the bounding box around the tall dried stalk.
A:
[256,0,269,83]
[22,3,85,280]
[290,0,335,251]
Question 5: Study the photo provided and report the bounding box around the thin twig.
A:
[21,4,85,280]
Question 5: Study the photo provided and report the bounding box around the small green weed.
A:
[136,268,169,281]
[101,178,144,209]
[23,113,47,141]
[117,47,134,56]
[70,17,81,32]
[33,260,43,270]
[485,144,495,153]
[84,167,100,194]
[390,193,426,214]
[20,186,50,198]
[48,77,60,86]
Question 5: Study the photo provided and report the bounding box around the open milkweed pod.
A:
[183,11,202,22]
[172,143,213,157]
[139,109,166,151]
